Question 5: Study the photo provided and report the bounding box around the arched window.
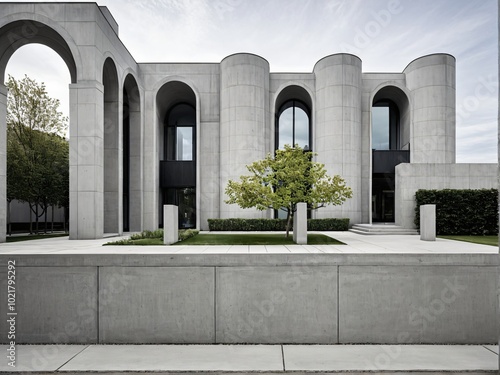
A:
[276,100,311,151]
[165,103,195,161]
[372,100,400,150]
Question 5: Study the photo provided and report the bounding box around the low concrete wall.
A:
[395,163,497,229]
[0,254,497,344]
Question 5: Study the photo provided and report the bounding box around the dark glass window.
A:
[165,103,195,161]
[276,100,311,151]
[372,101,399,150]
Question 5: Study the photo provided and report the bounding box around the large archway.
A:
[0,19,78,242]
[103,57,121,234]
[370,85,411,223]
[156,81,197,229]
[123,73,141,232]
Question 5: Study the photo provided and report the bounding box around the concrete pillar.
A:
[420,204,436,241]
[405,54,456,164]
[163,205,178,245]
[219,53,269,219]
[0,84,7,242]
[129,107,143,232]
[142,90,158,231]
[69,81,104,240]
[314,54,362,224]
[293,203,307,245]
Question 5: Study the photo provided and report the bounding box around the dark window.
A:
[165,103,195,161]
[276,100,311,151]
[372,101,400,150]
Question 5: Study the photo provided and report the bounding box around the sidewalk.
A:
[1,344,498,373]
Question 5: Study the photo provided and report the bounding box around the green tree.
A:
[6,75,69,234]
[225,144,353,237]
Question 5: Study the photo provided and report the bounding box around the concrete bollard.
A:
[293,202,307,245]
[163,205,179,245]
[420,204,436,241]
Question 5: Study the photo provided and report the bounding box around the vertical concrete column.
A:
[69,81,104,239]
[128,99,143,232]
[163,205,178,245]
[420,204,436,241]
[314,54,362,224]
[405,54,456,163]
[142,90,158,231]
[219,53,270,219]
[0,84,7,242]
[293,202,307,245]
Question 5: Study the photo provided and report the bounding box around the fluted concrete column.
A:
[313,54,362,224]
[69,81,104,239]
[405,54,456,163]
[0,84,7,242]
[219,53,270,218]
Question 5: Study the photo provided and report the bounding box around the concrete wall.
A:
[395,163,497,229]
[0,253,496,344]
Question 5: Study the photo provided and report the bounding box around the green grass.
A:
[439,235,498,247]
[175,233,344,246]
[6,233,69,243]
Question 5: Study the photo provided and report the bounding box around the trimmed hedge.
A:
[414,189,498,235]
[207,218,350,231]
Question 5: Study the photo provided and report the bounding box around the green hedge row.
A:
[207,218,349,231]
[414,189,498,235]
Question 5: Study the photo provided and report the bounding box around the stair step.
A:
[350,224,418,235]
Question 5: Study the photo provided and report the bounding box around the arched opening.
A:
[371,85,410,223]
[123,74,141,232]
[156,81,197,229]
[0,20,77,241]
[274,85,313,219]
[103,57,120,234]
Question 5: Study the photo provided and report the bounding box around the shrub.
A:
[179,229,199,241]
[207,218,349,231]
[414,188,498,235]
[130,229,163,240]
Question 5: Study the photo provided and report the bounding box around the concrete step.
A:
[350,224,419,235]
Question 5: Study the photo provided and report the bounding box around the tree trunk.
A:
[29,203,33,234]
[285,209,292,238]
[51,205,54,233]
[44,204,48,234]
[35,204,39,234]
[7,200,11,236]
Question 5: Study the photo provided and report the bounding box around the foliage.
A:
[104,228,199,245]
[414,189,498,235]
[439,235,498,247]
[207,218,349,231]
[130,229,164,240]
[6,75,69,233]
[225,144,352,236]
[178,229,199,241]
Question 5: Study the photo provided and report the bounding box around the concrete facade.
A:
[0,253,497,344]
[0,3,496,239]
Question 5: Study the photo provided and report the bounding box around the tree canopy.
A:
[6,74,69,233]
[225,144,353,236]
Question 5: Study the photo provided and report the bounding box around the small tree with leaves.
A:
[6,74,68,233]
[225,144,353,237]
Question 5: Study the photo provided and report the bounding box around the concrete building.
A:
[0,2,496,240]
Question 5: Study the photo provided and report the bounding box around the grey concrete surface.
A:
[284,345,498,371]
[420,204,436,241]
[0,267,98,344]
[338,265,498,343]
[163,205,178,244]
[0,344,88,372]
[293,203,307,244]
[99,267,215,343]
[216,266,337,343]
[59,345,284,372]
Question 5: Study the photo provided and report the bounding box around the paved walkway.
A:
[0,231,497,254]
[0,344,498,373]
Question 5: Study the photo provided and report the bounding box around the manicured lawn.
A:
[175,233,344,245]
[6,233,69,243]
[104,233,345,246]
[439,235,498,247]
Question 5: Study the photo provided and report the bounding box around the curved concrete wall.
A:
[405,54,456,164]
[314,54,362,223]
[219,54,270,219]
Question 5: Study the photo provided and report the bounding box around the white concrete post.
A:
[420,204,436,241]
[0,84,7,242]
[163,205,178,245]
[293,203,307,245]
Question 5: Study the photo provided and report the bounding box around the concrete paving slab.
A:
[59,345,284,372]
[0,345,88,372]
[485,345,499,354]
[227,245,249,253]
[249,245,267,253]
[283,345,498,371]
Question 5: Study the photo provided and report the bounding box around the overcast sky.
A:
[4,0,498,163]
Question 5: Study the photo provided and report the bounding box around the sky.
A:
[3,0,498,163]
